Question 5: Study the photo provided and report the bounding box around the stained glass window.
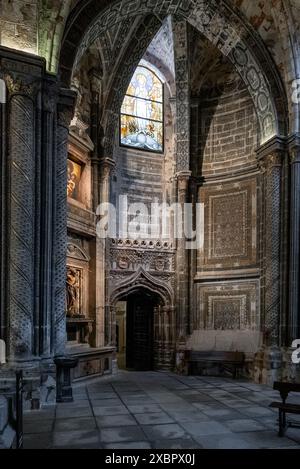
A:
[120,66,164,153]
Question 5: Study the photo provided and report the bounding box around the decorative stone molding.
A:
[111,239,174,251]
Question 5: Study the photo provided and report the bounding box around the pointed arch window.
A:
[120,65,164,153]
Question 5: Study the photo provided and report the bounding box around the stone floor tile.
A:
[100,426,146,443]
[56,406,93,419]
[141,424,188,440]
[103,441,151,449]
[239,406,276,418]
[236,431,300,449]
[195,433,253,449]
[88,398,122,407]
[24,433,53,449]
[166,410,210,423]
[96,414,137,427]
[54,417,97,432]
[127,404,162,414]
[152,438,202,449]
[24,419,54,434]
[181,421,232,437]
[134,412,174,425]
[52,430,100,448]
[223,418,268,433]
[202,408,245,421]
[93,405,130,416]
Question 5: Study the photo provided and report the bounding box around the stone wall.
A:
[199,83,257,177]
[0,0,38,54]
[190,64,261,361]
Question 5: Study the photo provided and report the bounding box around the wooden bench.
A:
[270,381,300,437]
[185,351,245,379]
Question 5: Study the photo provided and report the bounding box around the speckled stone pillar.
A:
[255,137,285,384]
[54,90,76,357]
[0,49,43,366]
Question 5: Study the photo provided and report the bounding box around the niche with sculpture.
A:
[65,242,94,347]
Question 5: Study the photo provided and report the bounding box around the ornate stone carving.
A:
[3,73,40,99]
[200,177,257,269]
[67,243,90,262]
[7,92,35,359]
[209,191,247,259]
[70,0,278,148]
[197,281,260,331]
[117,256,130,270]
[66,267,82,318]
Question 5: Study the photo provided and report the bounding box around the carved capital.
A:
[57,88,77,129]
[289,148,300,165]
[3,72,40,99]
[100,158,116,181]
[176,171,191,193]
[258,151,283,171]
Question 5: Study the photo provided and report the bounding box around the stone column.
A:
[172,18,191,351]
[2,59,42,365]
[176,171,191,341]
[153,306,161,369]
[40,77,58,358]
[54,89,76,357]
[255,137,285,383]
[161,305,174,370]
[89,68,103,212]
[288,137,300,342]
[96,158,115,348]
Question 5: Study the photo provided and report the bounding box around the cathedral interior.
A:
[1,0,300,450]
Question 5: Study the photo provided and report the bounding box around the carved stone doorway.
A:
[116,289,160,372]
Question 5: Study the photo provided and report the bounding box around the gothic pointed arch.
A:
[110,267,173,307]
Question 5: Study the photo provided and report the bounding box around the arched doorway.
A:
[116,288,161,371]
[111,269,175,371]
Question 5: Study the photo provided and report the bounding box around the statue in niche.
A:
[66,267,82,317]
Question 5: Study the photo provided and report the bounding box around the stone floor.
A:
[23,371,300,449]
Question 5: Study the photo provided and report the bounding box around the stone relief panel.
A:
[196,280,260,331]
[198,177,258,270]
[109,241,176,296]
